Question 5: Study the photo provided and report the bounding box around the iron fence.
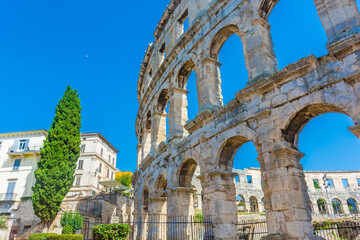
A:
[236,221,268,240]
[314,221,360,240]
[78,199,102,218]
[122,214,214,240]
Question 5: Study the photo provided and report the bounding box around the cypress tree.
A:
[32,86,81,222]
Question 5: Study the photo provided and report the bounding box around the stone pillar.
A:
[342,202,350,215]
[148,197,167,240]
[262,146,320,240]
[151,112,168,150]
[137,144,142,167]
[141,129,151,160]
[314,0,360,42]
[197,58,223,112]
[168,88,189,140]
[198,170,238,240]
[167,187,194,240]
[241,18,278,84]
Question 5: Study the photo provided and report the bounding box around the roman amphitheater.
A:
[132,0,360,239]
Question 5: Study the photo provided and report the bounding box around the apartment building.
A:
[0,130,118,216]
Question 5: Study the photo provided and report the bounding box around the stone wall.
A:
[133,0,360,239]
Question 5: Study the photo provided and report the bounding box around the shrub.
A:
[0,214,7,229]
[60,211,83,233]
[62,225,73,234]
[194,213,204,223]
[29,233,57,240]
[92,224,130,240]
[48,234,83,240]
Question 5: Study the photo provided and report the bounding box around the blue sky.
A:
[0,0,359,172]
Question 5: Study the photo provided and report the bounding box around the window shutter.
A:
[25,139,30,150]
[12,139,19,152]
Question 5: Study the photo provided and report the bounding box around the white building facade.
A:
[0,130,118,217]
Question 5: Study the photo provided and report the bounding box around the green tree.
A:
[32,86,81,222]
[116,174,131,188]
[60,211,83,233]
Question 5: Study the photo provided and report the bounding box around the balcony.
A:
[8,145,42,157]
[0,193,17,201]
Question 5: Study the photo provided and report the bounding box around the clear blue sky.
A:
[0,0,359,172]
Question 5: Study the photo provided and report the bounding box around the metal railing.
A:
[0,193,17,201]
[122,214,214,240]
[237,221,268,240]
[8,145,42,153]
[314,220,360,239]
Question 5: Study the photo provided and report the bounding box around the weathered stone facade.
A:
[193,168,360,215]
[133,0,360,239]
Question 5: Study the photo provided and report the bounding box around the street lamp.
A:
[322,174,334,218]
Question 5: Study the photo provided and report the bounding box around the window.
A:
[313,179,321,189]
[159,42,166,62]
[107,169,110,178]
[13,159,21,171]
[342,179,349,188]
[97,177,101,189]
[178,9,189,33]
[19,139,26,150]
[234,175,239,182]
[5,181,16,200]
[111,172,114,180]
[81,144,86,153]
[357,178,360,187]
[108,154,111,162]
[98,163,102,173]
[112,158,115,166]
[0,141,2,150]
[327,179,334,188]
[246,175,252,184]
[100,148,103,156]
[78,160,84,170]
[75,175,81,186]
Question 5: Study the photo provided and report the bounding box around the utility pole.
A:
[323,174,334,218]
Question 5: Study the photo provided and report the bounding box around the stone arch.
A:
[282,103,353,149]
[216,130,261,171]
[347,198,358,214]
[317,198,328,214]
[332,198,343,215]
[258,0,280,20]
[209,24,241,60]
[145,110,152,130]
[177,60,196,89]
[178,159,198,188]
[249,196,259,213]
[156,89,169,113]
[237,194,247,212]
[142,186,149,213]
[154,174,167,197]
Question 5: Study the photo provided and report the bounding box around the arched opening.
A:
[141,111,152,160]
[331,198,343,215]
[143,187,149,214]
[317,198,327,214]
[153,89,169,145]
[217,136,263,218]
[210,25,248,105]
[179,159,198,188]
[249,196,259,213]
[155,174,167,197]
[237,195,246,212]
[176,61,198,122]
[268,0,327,69]
[347,198,358,214]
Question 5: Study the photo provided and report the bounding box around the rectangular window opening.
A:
[313,179,321,189]
[0,141,2,151]
[98,163,102,173]
[342,179,349,187]
[234,175,239,182]
[327,179,334,188]
[78,160,84,170]
[178,9,189,33]
[19,139,26,150]
[75,175,81,187]
[100,148,103,156]
[246,175,252,184]
[107,169,110,178]
[81,144,86,153]
[357,178,360,187]
[13,159,21,171]
[108,154,111,162]
[159,42,166,61]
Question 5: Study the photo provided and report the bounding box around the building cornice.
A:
[0,130,48,138]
